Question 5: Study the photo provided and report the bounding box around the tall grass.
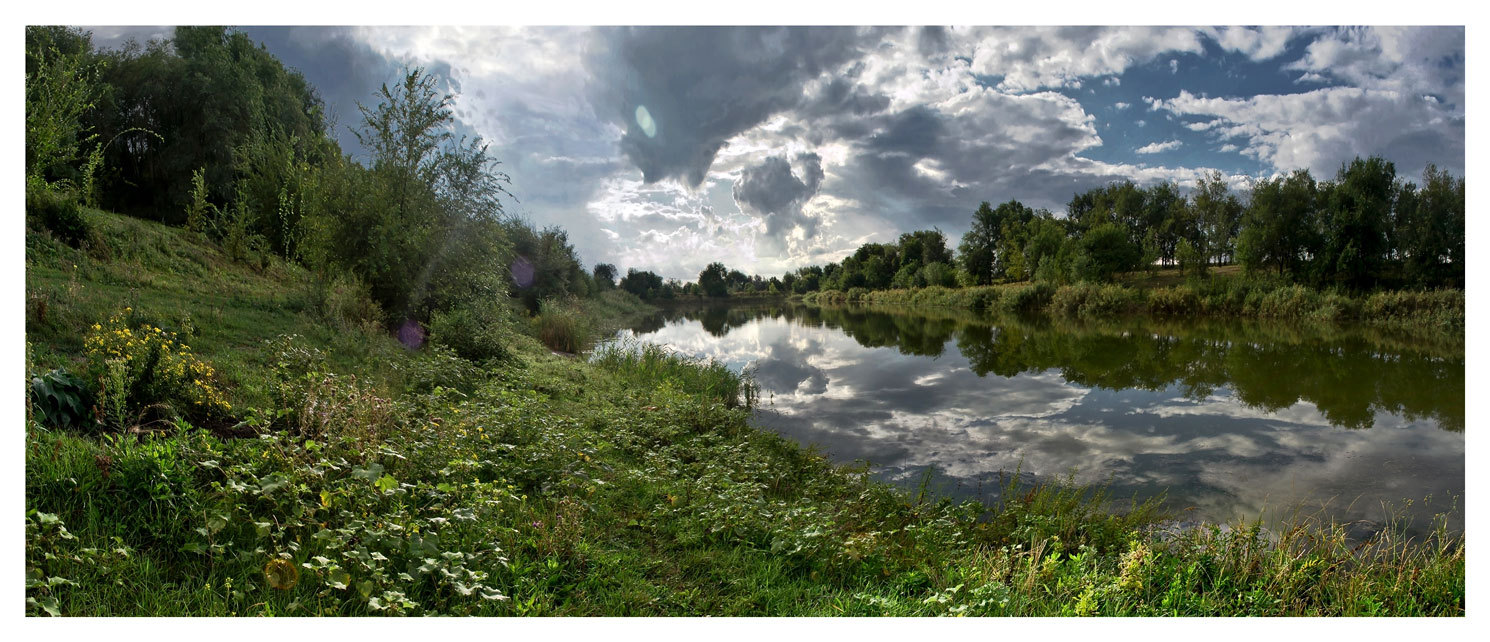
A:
[591,338,757,408]
[533,298,592,353]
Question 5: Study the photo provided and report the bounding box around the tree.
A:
[620,268,664,299]
[25,26,102,189]
[699,262,729,297]
[1395,164,1465,287]
[1192,170,1244,265]
[90,27,331,220]
[958,201,999,285]
[1318,156,1396,289]
[593,263,618,289]
[959,200,1036,285]
[1074,222,1142,282]
[1236,170,1321,279]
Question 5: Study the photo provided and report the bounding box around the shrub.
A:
[83,308,231,429]
[402,344,485,395]
[428,300,513,362]
[1049,283,1142,319]
[998,282,1055,315]
[26,186,92,248]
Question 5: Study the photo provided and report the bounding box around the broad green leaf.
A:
[351,463,384,481]
[327,567,350,590]
[375,474,398,492]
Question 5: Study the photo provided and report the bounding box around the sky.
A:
[83,25,1467,281]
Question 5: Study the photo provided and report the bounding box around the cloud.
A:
[1136,140,1182,154]
[954,26,1206,92]
[1206,26,1297,61]
[1113,102,1131,110]
[584,26,879,186]
[1151,86,1463,175]
[732,153,826,241]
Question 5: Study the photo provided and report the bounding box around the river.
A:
[615,301,1464,536]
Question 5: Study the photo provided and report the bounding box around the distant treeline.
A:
[660,163,1462,301]
[25,26,624,335]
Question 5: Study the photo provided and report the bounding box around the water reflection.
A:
[619,302,1464,533]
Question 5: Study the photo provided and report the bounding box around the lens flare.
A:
[635,105,657,138]
[398,318,425,349]
[511,256,535,289]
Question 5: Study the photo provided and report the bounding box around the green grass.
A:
[591,339,757,409]
[24,208,1465,616]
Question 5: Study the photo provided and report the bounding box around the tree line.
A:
[679,160,1461,300]
[25,26,616,334]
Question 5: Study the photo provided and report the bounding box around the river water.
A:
[616,301,1464,535]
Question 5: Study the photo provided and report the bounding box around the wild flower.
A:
[83,309,231,426]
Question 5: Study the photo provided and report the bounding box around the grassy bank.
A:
[24,209,1464,616]
[802,270,1463,338]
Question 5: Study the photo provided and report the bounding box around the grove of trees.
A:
[25,26,612,334]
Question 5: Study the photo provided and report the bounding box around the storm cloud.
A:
[584,26,879,186]
[732,153,826,241]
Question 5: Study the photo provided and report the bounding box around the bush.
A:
[27,186,92,248]
[297,270,381,330]
[998,282,1055,315]
[402,344,485,396]
[428,300,513,362]
[1050,282,1142,319]
[83,308,231,429]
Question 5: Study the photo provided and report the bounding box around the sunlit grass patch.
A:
[591,338,756,409]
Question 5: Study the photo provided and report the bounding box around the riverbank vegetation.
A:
[25,26,1463,617]
[803,274,1463,336]
[22,212,1467,615]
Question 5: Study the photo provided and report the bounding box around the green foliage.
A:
[428,300,515,362]
[293,269,383,330]
[533,299,592,353]
[592,263,618,289]
[698,262,729,297]
[1073,222,1142,282]
[620,268,665,299]
[1176,238,1207,283]
[185,167,212,234]
[30,369,97,431]
[88,27,331,220]
[25,26,103,188]
[592,339,756,409]
[26,185,94,248]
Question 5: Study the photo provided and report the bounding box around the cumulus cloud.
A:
[732,153,827,240]
[1151,86,1463,175]
[1206,26,1297,61]
[1137,140,1182,154]
[954,26,1206,92]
